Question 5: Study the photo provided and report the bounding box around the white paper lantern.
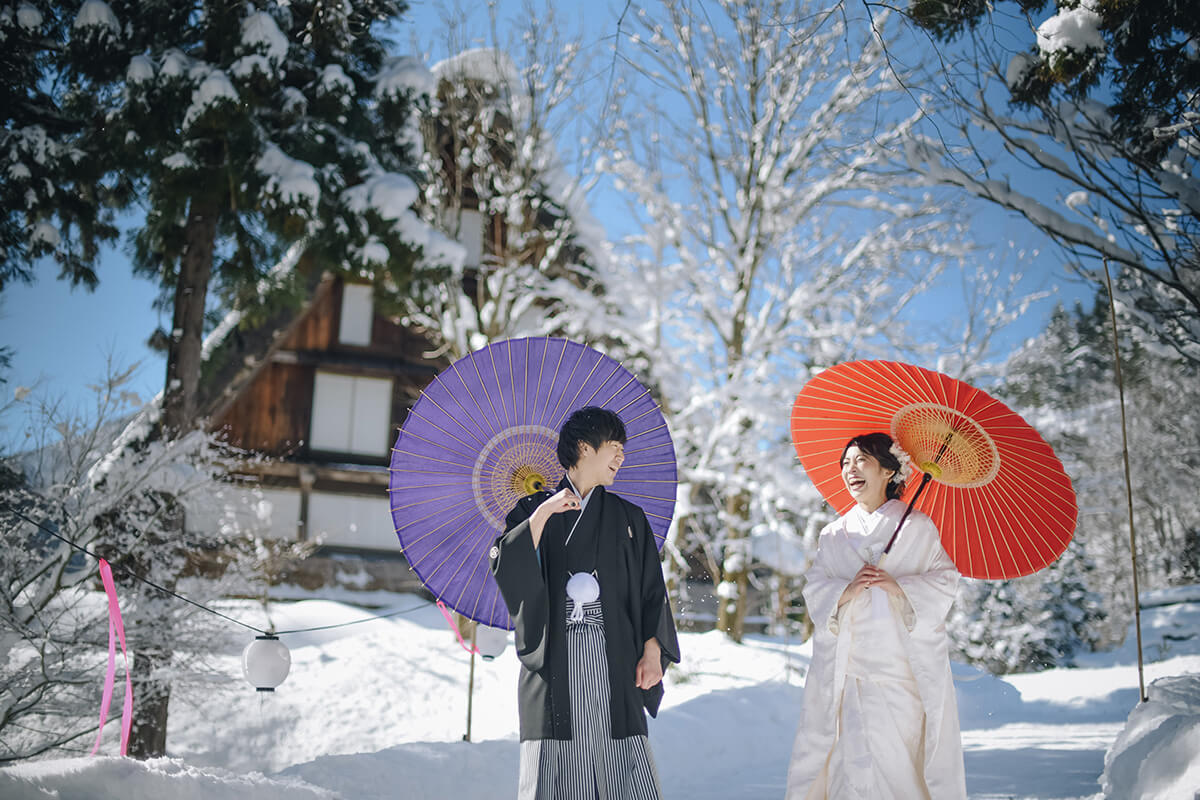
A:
[242,635,290,691]
[475,624,509,661]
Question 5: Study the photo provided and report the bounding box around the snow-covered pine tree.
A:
[0,1,119,291]
[950,578,1029,673]
[1037,538,1105,666]
[24,0,440,756]
[911,0,1199,164]
[58,0,431,437]
[950,537,1105,674]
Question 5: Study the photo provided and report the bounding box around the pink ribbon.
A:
[91,558,133,756]
[437,600,478,654]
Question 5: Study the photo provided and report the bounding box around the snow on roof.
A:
[431,48,520,90]
[426,48,608,270]
[375,56,436,100]
[200,241,306,363]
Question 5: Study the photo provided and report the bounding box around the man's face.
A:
[574,440,626,488]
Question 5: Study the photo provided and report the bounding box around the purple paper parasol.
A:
[389,337,678,629]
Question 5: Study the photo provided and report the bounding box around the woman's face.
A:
[841,445,895,511]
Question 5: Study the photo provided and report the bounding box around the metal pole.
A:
[1102,259,1147,704]
[464,623,477,742]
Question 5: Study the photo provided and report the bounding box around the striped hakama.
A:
[518,600,663,800]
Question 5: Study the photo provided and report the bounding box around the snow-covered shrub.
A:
[0,368,274,762]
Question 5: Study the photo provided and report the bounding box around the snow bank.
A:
[1101,674,1200,800]
[1,589,1197,799]
[281,741,516,800]
[0,756,336,799]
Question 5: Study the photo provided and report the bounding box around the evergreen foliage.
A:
[61,0,425,280]
[900,0,1200,367]
[950,539,1104,674]
[4,0,434,435]
[910,0,1200,160]
[984,286,1200,655]
[0,1,121,291]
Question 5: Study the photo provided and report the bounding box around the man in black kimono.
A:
[489,406,680,800]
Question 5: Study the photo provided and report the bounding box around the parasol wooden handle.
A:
[883,471,933,555]
[885,429,955,555]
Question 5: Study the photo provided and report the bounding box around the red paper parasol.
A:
[790,360,1077,580]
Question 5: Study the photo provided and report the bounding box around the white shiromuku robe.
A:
[786,499,966,800]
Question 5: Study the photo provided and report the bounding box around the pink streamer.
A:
[437,600,478,654]
[90,559,133,756]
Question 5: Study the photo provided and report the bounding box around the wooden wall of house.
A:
[216,361,314,455]
[212,277,445,460]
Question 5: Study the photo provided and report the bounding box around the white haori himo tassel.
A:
[566,571,600,621]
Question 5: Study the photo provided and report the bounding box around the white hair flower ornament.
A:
[889,441,915,485]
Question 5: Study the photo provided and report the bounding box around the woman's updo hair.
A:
[841,432,904,502]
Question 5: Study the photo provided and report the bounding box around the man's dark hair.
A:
[556,406,627,468]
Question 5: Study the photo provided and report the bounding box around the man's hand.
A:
[635,637,663,689]
[528,488,581,548]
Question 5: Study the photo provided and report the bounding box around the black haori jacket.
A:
[489,478,681,741]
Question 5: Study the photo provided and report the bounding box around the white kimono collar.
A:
[845,499,905,564]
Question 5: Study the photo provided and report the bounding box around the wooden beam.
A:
[270,348,440,377]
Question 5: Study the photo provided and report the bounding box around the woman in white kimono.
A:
[786,432,966,800]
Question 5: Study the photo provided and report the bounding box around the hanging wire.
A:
[4,505,433,637]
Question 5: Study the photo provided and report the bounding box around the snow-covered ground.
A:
[2,586,1197,799]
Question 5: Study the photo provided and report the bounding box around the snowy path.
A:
[2,591,1197,799]
[962,724,1121,799]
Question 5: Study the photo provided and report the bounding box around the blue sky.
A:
[0,0,1092,448]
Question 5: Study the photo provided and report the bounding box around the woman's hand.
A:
[528,488,582,548]
[838,563,903,607]
[868,565,903,597]
[635,638,663,689]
